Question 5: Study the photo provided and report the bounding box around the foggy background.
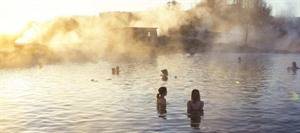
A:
[0,0,299,68]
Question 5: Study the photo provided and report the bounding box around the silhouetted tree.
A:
[231,0,272,46]
[167,0,180,10]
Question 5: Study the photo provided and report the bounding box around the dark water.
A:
[1,53,299,133]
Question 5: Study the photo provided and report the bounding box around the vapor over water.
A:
[1,0,299,68]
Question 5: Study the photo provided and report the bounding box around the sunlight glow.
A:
[15,27,38,45]
[13,78,27,88]
[0,0,299,34]
[2,76,30,104]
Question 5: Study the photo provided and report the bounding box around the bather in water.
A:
[156,86,167,119]
[287,61,299,72]
[187,89,204,129]
[161,69,168,81]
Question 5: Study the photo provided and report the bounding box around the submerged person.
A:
[161,76,168,81]
[187,89,204,113]
[287,61,299,72]
[91,79,98,82]
[116,66,120,75]
[161,69,168,81]
[157,86,167,118]
[112,67,116,75]
[187,89,204,129]
[238,57,241,64]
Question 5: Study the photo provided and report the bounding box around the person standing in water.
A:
[112,66,120,75]
[116,66,120,75]
[112,67,116,75]
[157,86,167,118]
[187,89,204,128]
[287,61,299,72]
[161,69,168,81]
[187,89,204,113]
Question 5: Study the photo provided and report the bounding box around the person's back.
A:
[187,89,204,129]
[187,89,204,114]
[187,101,204,112]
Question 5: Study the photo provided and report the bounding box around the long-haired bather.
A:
[187,89,204,128]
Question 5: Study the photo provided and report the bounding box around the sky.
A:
[0,0,299,34]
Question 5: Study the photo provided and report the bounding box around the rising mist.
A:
[0,0,299,68]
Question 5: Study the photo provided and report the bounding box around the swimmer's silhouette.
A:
[116,66,120,75]
[156,87,167,119]
[287,61,299,73]
[112,66,120,75]
[187,89,204,129]
[112,67,116,75]
[161,69,168,81]
[91,79,98,82]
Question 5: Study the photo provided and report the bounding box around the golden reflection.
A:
[1,76,29,133]
[6,76,29,92]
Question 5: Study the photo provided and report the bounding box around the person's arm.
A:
[162,98,167,105]
[200,101,204,110]
[187,101,191,114]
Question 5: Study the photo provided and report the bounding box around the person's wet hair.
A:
[161,69,168,76]
[191,89,200,103]
[292,62,297,67]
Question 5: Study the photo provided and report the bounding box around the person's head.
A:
[157,86,167,99]
[116,66,119,71]
[191,89,200,103]
[161,69,168,76]
[292,62,297,67]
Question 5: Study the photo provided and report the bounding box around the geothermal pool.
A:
[1,53,299,132]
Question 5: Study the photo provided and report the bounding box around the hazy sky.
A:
[1,0,299,33]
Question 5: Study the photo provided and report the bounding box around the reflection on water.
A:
[1,53,300,132]
[188,111,204,129]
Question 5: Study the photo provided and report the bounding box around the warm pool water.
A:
[1,53,299,133]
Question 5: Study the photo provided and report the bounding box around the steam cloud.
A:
[0,0,299,68]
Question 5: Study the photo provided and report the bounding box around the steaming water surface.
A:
[1,53,300,133]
